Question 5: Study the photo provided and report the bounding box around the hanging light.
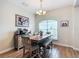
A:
[36,0,46,15]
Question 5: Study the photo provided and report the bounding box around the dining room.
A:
[0,0,79,58]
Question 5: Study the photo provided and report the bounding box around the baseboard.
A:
[53,43,79,51]
[0,43,79,54]
[53,43,73,48]
[0,47,14,54]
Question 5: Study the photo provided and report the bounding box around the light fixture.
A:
[36,0,46,15]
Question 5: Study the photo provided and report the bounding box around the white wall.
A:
[47,6,73,47]
[73,7,79,50]
[0,0,35,53]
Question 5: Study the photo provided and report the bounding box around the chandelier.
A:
[36,0,46,15]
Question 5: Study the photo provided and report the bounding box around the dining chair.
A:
[22,36,41,58]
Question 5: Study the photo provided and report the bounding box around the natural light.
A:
[39,20,57,40]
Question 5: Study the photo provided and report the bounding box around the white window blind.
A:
[39,20,57,40]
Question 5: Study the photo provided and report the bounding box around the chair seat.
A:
[25,45,39,51]
[32,45,39,51]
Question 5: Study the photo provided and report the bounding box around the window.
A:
[39,20,57,40]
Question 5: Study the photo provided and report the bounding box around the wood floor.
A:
[0,45,79,58]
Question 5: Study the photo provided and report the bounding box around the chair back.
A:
[22,36,41,58]
[22,37,32,50]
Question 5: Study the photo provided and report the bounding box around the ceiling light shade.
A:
[36,10,46,15]
[36,0,46,15]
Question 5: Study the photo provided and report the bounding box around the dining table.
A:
[22,34,53,48]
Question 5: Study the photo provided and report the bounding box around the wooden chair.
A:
[22,37,40,58]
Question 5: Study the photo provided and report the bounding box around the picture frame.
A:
[60,20,69,27]
[15,14,29,27]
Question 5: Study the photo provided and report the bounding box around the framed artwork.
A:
[60,20,69,27]
[15,14,29,27]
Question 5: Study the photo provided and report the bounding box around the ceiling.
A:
[8,0,77,14]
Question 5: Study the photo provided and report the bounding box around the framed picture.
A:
[15,14,29,27]
[60,20,69,27]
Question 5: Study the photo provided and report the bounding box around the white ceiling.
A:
[8,0,74,14]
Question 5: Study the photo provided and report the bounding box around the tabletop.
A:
[26,34,52,41]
